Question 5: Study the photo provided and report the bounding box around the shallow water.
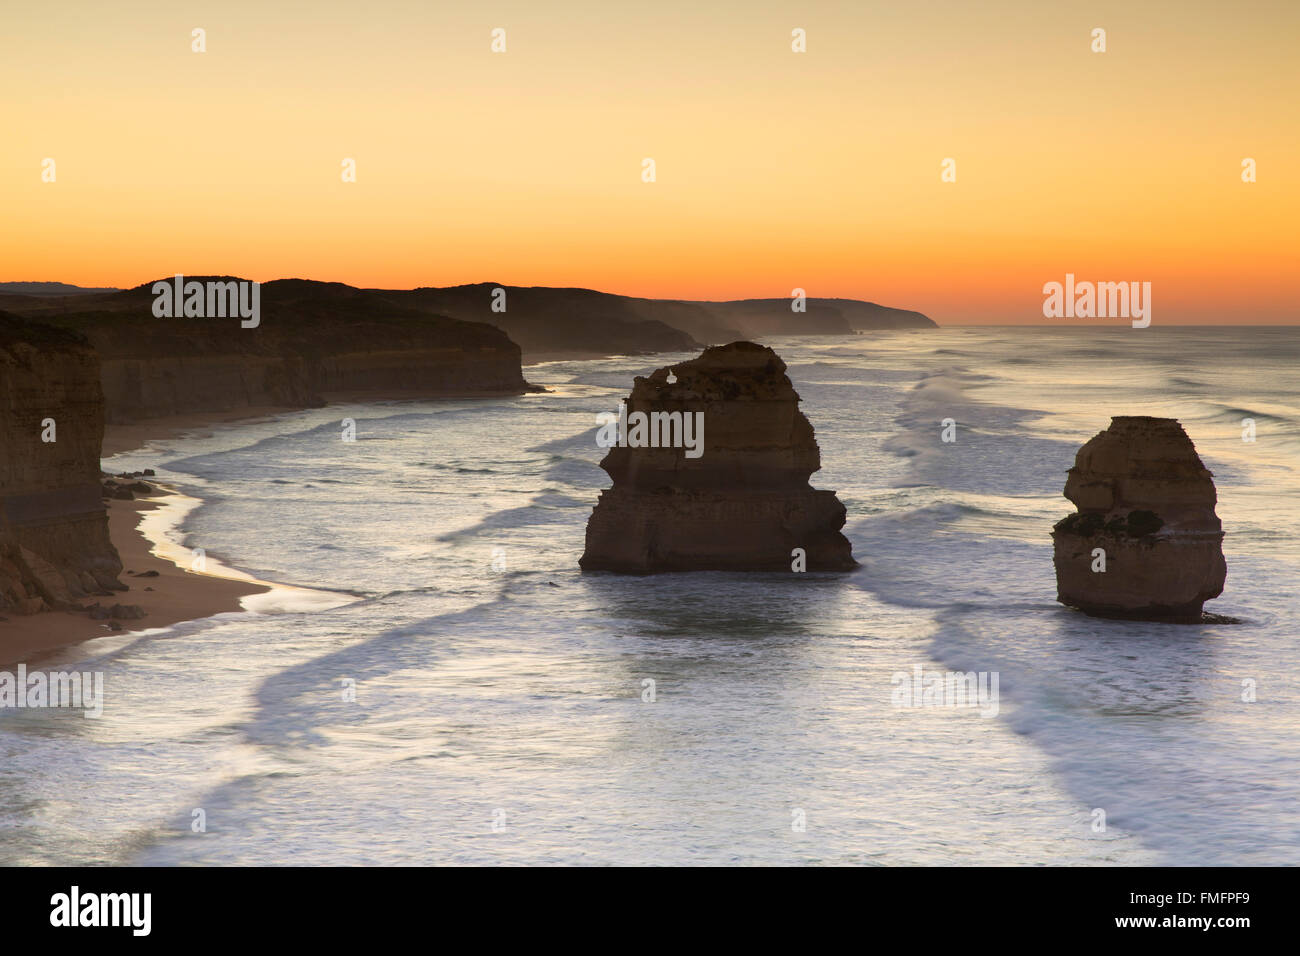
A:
[3,327,1297,865]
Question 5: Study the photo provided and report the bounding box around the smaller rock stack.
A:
[1051,416,1226,621]
[580,341,856,572]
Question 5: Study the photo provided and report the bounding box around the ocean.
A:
[2,326,1298,865]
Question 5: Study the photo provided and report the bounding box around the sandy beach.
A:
[5,395,522,665]
[0,485,269,665]
[0,410,284,665]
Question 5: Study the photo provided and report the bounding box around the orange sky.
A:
[2,1,1297,323]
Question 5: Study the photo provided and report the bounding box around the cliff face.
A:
[394,285,936,354]
[1051,416,1227,621]
[580,341,856,572]
[819,299,937,331]
[0,314,122,615]
[7,279,531,424]
[398,284,703,355]
[677,298,936,336]
[6,281,937,373]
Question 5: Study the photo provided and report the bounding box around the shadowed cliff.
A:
[2,279,532,424]
[393,284,936,352]
[2,281,938,364]
[0,312,123,616]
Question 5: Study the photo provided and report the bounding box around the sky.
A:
[2,0,1296,324]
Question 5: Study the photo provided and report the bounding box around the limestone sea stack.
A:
[580,341,856,572]
[1051,416,1226,622]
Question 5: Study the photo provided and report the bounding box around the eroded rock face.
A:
[0,314,123,616]
[579,341,856,572]
[3,279,533,425]
[1051,416,1226,622]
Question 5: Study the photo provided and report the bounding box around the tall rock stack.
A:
[0,313,124,616]
[580,341,856,572]
[1051,416,1226,621]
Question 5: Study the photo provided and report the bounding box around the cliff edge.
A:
[5,278,533,424]
[0,313,123,615]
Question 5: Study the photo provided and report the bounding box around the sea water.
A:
[2,326,1297,865]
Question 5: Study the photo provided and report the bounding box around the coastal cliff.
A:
[2,281,937,372]
[3,279,532,424]
[0,313,123,615]
[1051,416,1227,621]
[397,285,705,356]
[680,297,936,336]
[395,284,936,354]
[580,341,856,572]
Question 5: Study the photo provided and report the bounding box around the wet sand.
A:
[0,486,269,666]
[4,382,573,664]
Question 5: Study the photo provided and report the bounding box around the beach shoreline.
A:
[4,382,577,665]
[0,484,270,666]
[3,360,597,667]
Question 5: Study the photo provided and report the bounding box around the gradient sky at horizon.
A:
[2,0,1297,324]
